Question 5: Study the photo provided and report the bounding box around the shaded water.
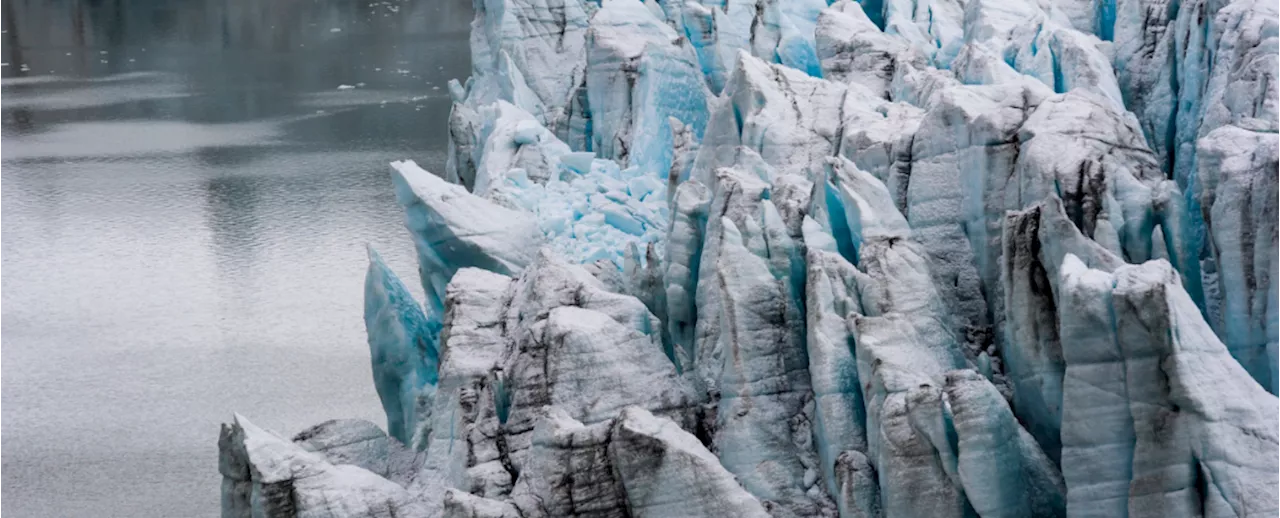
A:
[1,0,471,515]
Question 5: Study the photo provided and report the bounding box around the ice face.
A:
[364,246,439,445]
[691,52,845,187]
[709,211,828,516]
[223,0,1278,515]
[674,0,826,95]
[470,101,573,195]
[816,1,917,99]
[805,247,869,497]
[1057,255,1279,518]
[586,0,710,172]
[1195,126,1279,392]
[465,0,592,137]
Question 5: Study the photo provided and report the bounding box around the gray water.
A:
[1,1,471,515]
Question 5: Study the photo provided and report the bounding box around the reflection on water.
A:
[1,0,472,516]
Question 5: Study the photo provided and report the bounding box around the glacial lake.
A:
[1,0,470,515]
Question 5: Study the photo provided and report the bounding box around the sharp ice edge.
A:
[221,0,1277,516]
[364,246,439,446]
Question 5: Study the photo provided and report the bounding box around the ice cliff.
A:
[221,0,1278,516]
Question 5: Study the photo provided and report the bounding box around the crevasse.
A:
[220,0,1278,516]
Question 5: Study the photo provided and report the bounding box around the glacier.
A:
[221,0,1278,516]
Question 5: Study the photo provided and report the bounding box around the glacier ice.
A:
[1057,255,1278,517]
[1196,125,1279,393]
[586,0,711,174]
[364,246,438,445]
[220,415,427,518]
[223,0,1279,515]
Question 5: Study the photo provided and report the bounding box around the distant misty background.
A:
[1,0,471,515]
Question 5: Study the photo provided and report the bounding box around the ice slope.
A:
[222,0,1279,515]
[390,159,539,321]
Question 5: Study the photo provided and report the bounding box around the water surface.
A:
[1,1,471,515]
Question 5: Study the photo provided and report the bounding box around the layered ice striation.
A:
[222,0,1278,516]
